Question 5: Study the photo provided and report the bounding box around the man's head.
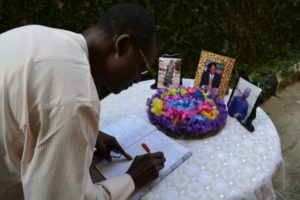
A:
[84,4,158,94]
[207,62,216,75]
[241,87,251,99]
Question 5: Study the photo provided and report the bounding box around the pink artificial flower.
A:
[198,102,213,113]
[181,110,189,121]
[187,87,197,94]
[205,99,214,105]
[174,95,181,100]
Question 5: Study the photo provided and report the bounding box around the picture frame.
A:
[227,77,263,132]
[194,50,235,99]
[154,54,182,89]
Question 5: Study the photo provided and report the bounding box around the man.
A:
[200,62,222,90]
[228,87,251,121]
[163,60,175,87]
[0,4,165,200]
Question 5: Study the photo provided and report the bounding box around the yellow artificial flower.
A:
[211,109,219,119]
[161,92,168,97]
[170,88,177,96]
[201,111,212,120]
[151,98,164,115]
[180,88,187,95]
[201,109,219,120]
[172,118,178,124]
[203,92,210,99]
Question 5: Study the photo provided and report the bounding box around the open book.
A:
[94,115,192,200]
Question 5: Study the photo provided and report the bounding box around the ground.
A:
[261,82,300,200]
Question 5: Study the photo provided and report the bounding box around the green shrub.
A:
[1,0,299,98]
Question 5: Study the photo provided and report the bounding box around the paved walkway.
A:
[261,82,300,200]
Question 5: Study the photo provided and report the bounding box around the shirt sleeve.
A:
[21,102,134,200]
[97,174,135,200]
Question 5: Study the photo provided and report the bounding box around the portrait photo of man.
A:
[163,59,175,87]
[157,57,181,88]
[228,87,251,121]
[227,77,262,125]
[194,51,236,99]
[200,62,223,91]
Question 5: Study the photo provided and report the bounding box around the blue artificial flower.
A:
[189,114,207,123]
[167,99,197,110]
[192,90,204,101]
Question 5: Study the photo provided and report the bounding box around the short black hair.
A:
[97,4,157,55]
[207,62,217,71]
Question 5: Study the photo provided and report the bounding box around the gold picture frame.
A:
[194,50,236,99]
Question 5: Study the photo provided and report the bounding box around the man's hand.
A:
[126,152,166,189]
[205,85,211,90]
[94,131,132,162]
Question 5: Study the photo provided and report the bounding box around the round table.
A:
[99,79,285,200]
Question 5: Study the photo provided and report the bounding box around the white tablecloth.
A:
[99,79,285,200]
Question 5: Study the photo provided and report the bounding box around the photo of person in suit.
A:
[200,62,222,91]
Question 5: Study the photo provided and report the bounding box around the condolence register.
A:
[94,115,192,199]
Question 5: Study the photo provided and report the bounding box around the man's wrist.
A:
[126,172,137,189]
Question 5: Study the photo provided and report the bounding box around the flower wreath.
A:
[147,87,228,137]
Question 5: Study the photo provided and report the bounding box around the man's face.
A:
[210,65,216,74]
[241,93,248,99]
[103,38,157,94]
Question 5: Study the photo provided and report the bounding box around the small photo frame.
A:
[157,57,182,88]
[227,77,262,131]
[194,51,235,99]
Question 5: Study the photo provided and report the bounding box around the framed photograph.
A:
[157,57,182,88]
[194,51,235,99]
[227,77,262,130]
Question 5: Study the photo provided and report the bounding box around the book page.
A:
[96,129,191,179]
[96,115,191,181]
[95,115,192,199]
[100,115,156,148]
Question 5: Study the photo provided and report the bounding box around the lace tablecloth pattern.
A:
[99,79,285,200]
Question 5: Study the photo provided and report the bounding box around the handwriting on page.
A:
[97,129,189,179]
[101,115,156,148]
[96,115,192,199]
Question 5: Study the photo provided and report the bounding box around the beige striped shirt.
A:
[0,25,134,200]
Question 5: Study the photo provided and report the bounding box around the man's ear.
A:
[114,34,131,56]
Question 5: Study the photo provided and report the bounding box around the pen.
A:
[141,143,151,153]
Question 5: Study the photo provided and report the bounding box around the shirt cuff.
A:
[98,174,135,200]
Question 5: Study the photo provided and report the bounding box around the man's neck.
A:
[83,27,112,83]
